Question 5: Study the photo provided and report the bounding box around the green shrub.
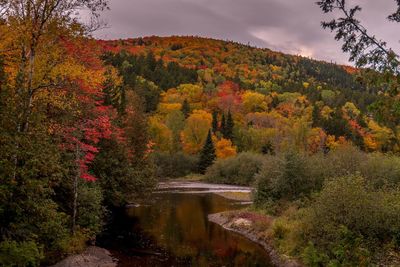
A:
[254,146,371,206]
[301,174,400,265]
[324,145,367,177]
[151,152,199,178]
[0,240,43,267]
[255,152,320,204]
[58,230,89,255]
[360,153,400,187]
[204,152,266,185]
[77,182,105,236]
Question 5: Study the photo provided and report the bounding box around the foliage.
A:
[92,138,156,207]
[0,240,43,267]
[254,152,319,204]
[198,130,216,174]
[215,137,237,159]
[0,2,156,264]
[181,110,212,154]
[205,152,265,185]
[300,175,400,265]
[151,152,199,178]
[317,0,400,74]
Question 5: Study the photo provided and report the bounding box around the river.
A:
[97,182,273,267]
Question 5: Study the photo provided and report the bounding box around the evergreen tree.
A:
[212,111,218,133]
[181,99,190,118]
[198,130,216,174]
[221,113,226,135]
[225,110,234,140]
[312,105,320,128]
[145,51,157,72]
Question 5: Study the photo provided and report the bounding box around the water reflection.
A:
[102,193,272,267]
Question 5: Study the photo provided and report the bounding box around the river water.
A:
[98,182,273,267]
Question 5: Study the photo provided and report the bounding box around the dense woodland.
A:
[0,1,400,265]
[99,35,398,168]
[98,36,400,265]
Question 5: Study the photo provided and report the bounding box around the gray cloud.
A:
[94,0,400,65]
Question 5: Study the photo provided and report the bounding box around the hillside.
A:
[98,36,395,161]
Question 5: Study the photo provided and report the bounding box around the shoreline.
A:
[208,212,301,267]
[50,246,117,267]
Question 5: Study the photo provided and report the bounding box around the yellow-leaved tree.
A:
[181,110,212,154]
[215,137,237,159]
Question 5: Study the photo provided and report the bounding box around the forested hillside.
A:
[98,36,397,177]
[1,28,399,264]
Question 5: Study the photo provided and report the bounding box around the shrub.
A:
[324,145,367,177]
[0,240,43,267]
[151,152,199,178]
[77,182,106,236]
[255,152,319,204]
[301,174,400,265]
[204,152,266,185]
[254,146,369,206]
[360,153,400,187]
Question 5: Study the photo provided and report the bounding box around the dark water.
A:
[98,192,273,267]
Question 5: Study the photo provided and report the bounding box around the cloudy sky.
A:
[94,0,400,65]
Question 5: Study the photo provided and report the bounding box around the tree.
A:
[166,110,185,152]
[181,110,212,154]
[215,138,237,159]
[225,110,234,140]
[181,98,191,118]
[242,90,270,113]
[221,113,226,135]
[0,1,112,264]
[212,111,219,133]
[198,130,216,173]
[317,1,400,148]
[317,0,399,75]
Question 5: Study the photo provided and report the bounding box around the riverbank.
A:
[50,246,117,267]
[208,211,302,267]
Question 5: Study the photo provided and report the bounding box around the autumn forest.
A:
[1,0,400,266]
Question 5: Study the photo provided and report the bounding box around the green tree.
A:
[221,113,226,136]
[198,130,216,174]
[181,98,191,118]
[225,110,234,140]
[212,111,219,133]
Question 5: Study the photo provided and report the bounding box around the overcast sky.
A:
[94,0,400,65]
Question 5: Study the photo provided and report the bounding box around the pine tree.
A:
[312,105,320,128]
[212,111,218,133]
[221,113,226,135]
[181,99,190,118]
[198,130,216,174]
[225,110,234,140]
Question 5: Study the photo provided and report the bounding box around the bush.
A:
[324,145,367,177]
[0,240,43,267]
[77,182,106,236]
[151,152,199,178]
[255,152,322,205]
[360,153,400,187]
[301,174,400,265]
[254,146,370,206]
[204,152,266,185]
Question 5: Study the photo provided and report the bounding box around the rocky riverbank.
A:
[50,246,117,267]
[208,211,302,267]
